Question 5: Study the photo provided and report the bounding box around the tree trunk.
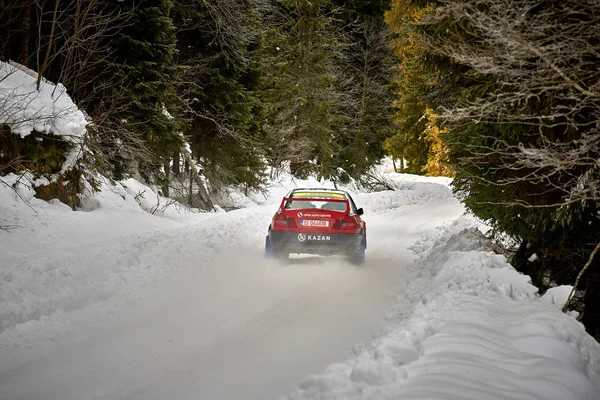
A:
[20,4,32,65]
[37,0,60,90]
[564,240,600,312]
[188,168,193,206]
[182,150,214,211]
[162,162,170,197]
[173,150,180,175]
[392,158,397,172]
[581,279,600,340]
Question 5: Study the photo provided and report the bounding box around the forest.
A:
[1,0,599,339]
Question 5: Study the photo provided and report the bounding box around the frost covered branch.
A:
[419,0,600,207]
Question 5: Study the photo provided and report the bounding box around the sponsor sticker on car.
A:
[297,234,331,241]
[301,219,329,227]
[301,213,331,218]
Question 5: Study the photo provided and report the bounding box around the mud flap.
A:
[265,235,273,258]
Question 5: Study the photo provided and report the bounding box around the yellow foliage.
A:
[385,1,454,177]
[384,136,401,159]
[422,108,454,177]
[385,1,430,29]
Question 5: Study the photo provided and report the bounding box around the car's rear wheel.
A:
[265,235,289,262]
[348,237,366,265]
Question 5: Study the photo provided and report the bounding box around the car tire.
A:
[266,235,289,262]
[348,237,366,265]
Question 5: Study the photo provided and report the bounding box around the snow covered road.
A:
[0,177,464,400]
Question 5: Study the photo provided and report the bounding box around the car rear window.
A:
[285,191,348,212]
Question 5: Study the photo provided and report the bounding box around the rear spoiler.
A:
[281,197,347,203]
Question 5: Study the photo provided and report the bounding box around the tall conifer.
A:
[332,0,397,180]
[97,0,182,181]
[172,0,266,191]
[261,0,340,179]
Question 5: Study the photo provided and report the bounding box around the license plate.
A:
[301,219,328,227]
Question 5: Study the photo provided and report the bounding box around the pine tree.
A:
[104,0,181,183]
[171,0,267,193]
[261,0,340,180]
[331,0,398,181]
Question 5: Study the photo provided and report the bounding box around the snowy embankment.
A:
[287,217,600,400]
[0,61,87,173]
[0,61,86,140]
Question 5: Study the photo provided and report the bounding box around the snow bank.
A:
[118,178,217,217]
[0,176,208,334]
[287,219,600,400]
[0,61,87,140]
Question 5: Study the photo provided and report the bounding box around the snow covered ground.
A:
[1,166,599,400]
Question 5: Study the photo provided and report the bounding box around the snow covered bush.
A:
[0,61,87,208]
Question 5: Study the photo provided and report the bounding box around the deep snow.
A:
[1,168,599,400]
[0,61,86,140]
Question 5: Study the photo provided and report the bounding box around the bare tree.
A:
[180,146,214,211]
[35,0,59,90]
[30,0,134,102]
[0,0,37,63]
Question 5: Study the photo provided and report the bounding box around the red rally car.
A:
[265,188,367,264]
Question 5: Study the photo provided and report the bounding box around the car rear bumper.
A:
[269,230,364,256]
